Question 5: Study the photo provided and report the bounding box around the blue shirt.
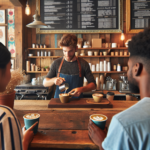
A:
[102,97,150,150]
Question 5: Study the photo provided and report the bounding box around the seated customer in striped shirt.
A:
[0,42,37,150]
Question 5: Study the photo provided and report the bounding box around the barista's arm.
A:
[43,59,65,87]
[81,82,96,92]
[69,82,96,97]
[43,77,65,87]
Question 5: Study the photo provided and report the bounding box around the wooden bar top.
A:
[14,100,138,150]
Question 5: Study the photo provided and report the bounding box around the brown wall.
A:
[19,0,136,89]
[22,0,135,49]
[0,1,23,70]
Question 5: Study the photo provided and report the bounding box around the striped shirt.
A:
[0,105,23,150]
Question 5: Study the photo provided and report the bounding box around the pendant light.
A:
[25,1,31,16]
[26,10,47,28]
[121,30,125,47]
[121,30,125,41]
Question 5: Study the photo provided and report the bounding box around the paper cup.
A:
[23,113,40,134]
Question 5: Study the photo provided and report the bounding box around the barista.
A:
[43,34,96,98]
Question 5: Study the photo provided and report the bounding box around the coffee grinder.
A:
[119,74,130,93]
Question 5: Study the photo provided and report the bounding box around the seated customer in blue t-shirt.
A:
[88,27,150,150]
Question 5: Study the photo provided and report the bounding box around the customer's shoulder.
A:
[0,105,16,118]
[114,98,150,127]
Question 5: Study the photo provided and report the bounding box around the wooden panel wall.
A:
[21,0,135,87]
[0,1,23,70]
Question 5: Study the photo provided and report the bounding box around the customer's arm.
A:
[22,122,38,150]
[88,119,106,150]
[89,116,135,150]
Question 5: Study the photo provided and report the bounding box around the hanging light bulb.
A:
[121,30,125,41]
[25,1,31,16]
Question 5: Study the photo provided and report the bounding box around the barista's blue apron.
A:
[54,57,83,98]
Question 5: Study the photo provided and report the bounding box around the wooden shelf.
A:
[26,71,127,74]
[28,55,129,58]
[79,55,129,58]
[27,71,49,73]
[28,56,60,58]
[92,71,127,74]
[28,47,128,50]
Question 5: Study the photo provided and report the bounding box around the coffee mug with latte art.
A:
[59,93,72,103]
[23,113,40,134]
[90,114,107,130]
[92,93,103,103]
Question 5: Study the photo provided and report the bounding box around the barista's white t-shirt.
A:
[0,105,23,150]
[102,97,150,150]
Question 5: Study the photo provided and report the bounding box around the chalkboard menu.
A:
[37,0,123,33]
[131,0,150,29]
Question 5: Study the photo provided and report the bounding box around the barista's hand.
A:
[54,77,65,86]
[69,87,83,97]
[88,119,106,150]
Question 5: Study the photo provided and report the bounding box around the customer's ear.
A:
[134,63,143,76]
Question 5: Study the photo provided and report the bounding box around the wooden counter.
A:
[14,100,137,150]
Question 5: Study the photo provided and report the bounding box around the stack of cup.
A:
[100,61,103,71]
[96,77,100,90]
[83,77,88,86]
[89,63,92,70]
[92,65,95,72]
[26,61,30,71]
[96,64,100,71]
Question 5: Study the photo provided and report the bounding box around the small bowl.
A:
[29,54,33,57]
[103,51,107,56]
[80,53,85,56]
[94,51,98,56]
[92,93,103,103]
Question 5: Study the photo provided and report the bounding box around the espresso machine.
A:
[119,74,130,93]
[106,76,117,90]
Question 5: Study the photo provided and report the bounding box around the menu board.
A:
[38,0,122,33]
[131,0,150,29]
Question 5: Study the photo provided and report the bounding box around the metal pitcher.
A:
[59,82,69,92]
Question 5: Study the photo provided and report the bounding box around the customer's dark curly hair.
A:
[0,42,11,69]
[128,27,150,59]
[128,27,150,74]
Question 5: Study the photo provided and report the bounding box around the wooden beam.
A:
[15,6,23,70]
[0,1,14,9]
[9,0,22,6]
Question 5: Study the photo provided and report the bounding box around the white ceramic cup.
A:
[29,54,33,57]
[112,43,117,48]
[88,51,93,56]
